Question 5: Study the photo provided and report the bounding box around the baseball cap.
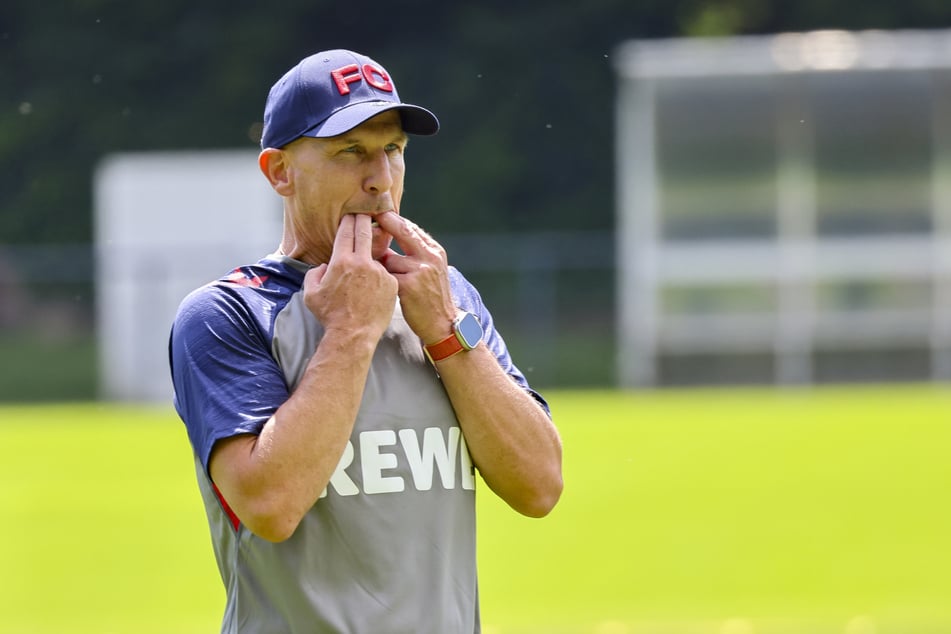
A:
[261,49,440,149]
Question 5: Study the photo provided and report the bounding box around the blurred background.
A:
[5,5,951,634]
[6,0,951,401]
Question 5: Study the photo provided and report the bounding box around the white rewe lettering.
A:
[399,427,459,491]
[319,426,476,498]
[458,432,476,491]
[319,439,359,498]
[360,430,405,494]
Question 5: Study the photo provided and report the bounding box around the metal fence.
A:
[0,232,615,402]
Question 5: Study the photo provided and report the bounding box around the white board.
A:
[94,150,282,402]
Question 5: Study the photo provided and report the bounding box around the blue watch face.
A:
[456,312,483,349]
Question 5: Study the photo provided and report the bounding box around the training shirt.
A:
[169,254,547,634]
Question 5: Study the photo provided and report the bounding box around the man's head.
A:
[259,50,438,265]
[261,49,439,149]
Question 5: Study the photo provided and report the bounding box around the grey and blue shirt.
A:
[169,254,547,633]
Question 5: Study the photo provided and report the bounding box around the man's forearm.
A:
[433,344,564,517]
[210,328,378,541]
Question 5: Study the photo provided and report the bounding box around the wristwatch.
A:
[424,312,483,363]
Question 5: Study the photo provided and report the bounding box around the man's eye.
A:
[385,143,402,153]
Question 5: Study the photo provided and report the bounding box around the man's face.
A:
[283,110,408,263]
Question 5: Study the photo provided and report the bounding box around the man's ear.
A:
[258,148,293,196]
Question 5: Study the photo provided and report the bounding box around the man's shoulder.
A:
[216,256,306,292]
[447,266,483,311]
[446,265,473,293]
[190,257,302,298]
[173,256,304,330]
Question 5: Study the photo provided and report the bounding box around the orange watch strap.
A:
[424,332,463,363]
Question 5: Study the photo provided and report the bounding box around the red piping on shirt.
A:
[212,482,241,532]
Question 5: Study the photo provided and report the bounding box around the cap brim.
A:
[302,101,439,139]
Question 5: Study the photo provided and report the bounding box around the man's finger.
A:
[379,249,413,274]
[375,211,425,256]
[331,213,356,259]
[352,213,374,257]
[307,263,329,285]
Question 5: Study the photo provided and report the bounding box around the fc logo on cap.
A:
[331,64,394,96]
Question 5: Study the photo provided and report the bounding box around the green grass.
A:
[0,404,219,634]
[478,386,951,633]
[1,386,950,633]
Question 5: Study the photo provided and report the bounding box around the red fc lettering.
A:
[330,63,394,96]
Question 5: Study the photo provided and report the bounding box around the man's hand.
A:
[376,211,457,344]
[305,213,398,341]
[209,215,401,543]
[376,214,563,518]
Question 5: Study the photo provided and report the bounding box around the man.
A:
[169,49,563,633]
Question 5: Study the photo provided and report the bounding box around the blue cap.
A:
[261,49,440,149]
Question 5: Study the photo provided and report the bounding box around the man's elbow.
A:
[235,496,306,543]
[515,473,564,518]
[246,517,300,543]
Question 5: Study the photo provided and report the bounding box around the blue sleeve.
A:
[169,284,291,473]
[448,267,551,417]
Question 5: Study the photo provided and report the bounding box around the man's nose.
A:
[364,150,393,194]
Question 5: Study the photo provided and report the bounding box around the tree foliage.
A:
[3,1,951,244]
